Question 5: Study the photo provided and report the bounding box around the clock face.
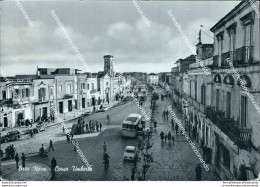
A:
[105,87,110,93]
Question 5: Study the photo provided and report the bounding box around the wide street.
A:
[1,86,220,181]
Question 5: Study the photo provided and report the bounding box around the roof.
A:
[210,0,246,32]
[104,55,114,58]
[201,44,213,48]
[148,73,157,75]
[183,55,196,61]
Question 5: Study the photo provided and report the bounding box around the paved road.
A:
[1,86,220,181]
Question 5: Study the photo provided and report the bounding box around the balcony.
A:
[221,51,233,67]
[187,96,205,113]
[206,106,251,148]
[90,89,97,94]
[234,46,254,66]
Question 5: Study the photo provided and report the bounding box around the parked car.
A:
[1,130,21,143]
[23,129,38,135]
[36,123,46,132]
[123,146,137,161]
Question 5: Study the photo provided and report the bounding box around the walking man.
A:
[100,122,102,132]
[166,110,169,120]
[14,153,19,169]
[175,123,179,135]
[21,153,26,168]
[96,122,99,132]
[103,142,107,152]
[49,139,54,152]
[66,134,70,143]
[51,157,57,176]
[195,164,202,180]
[153,120,157,130]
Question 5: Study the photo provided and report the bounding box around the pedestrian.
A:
[195,164,202,180]
[14,153,19,169]
[30,130,33,138]
[168,131,172,141]
[171,135,175,143]
[160,131,164,141]
[66,134,70,143]
[103,142,107,152]
[49,139,54,152]
[96,121,99,132]
[166,110,169,120]
[93,122,96,132]
[163,111,166,119]
[100,122,102,132]
[153,120,157,129]
[164,134,167,141]
[74,140,77,151]
[86,122,89,132]
[171,119,174,128]
[51,157,57,175]
[21,153,26,168]
[175,124,178,135]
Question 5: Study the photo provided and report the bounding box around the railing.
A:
[213,55,219,67]
[206,106,251,148]
[187,95,205,113]
[234,46,254,66]
[221,52,231,67]
[90,89,97,94]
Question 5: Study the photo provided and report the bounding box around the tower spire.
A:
[198,25,203,43]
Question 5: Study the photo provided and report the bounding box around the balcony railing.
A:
[221,52,232,67]
[187,96,205,113]
[90,89,97,94]
[206,106,251,148]
[213,55,219,67]
[234,46,254,66]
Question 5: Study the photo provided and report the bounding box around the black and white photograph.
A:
[0,0,260,185]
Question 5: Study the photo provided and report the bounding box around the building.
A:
[173,0,260,180]
[147,73,159,85]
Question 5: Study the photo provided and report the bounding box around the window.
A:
[222,146,230,170]
[244,24,252,47]
[201,85,206,105]
[50,87,53,95]
[38,88,46,101]
[59,85,62,92]
[189,81,192,96]
[2,91,6,100]
[216,89,220,111]
[68,100,72,112]
[81,83,85,89]
[241,96,247,127]
[195,81,197,101]
[25,88,30,97]
[87,84,89,90]
[67,84,71,94]
[226,91,231,118]
[91,83,94,90]
[22,89,25,98]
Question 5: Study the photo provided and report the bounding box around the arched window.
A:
[237,75,251,88]
[214,74,222,83]
[223,75,234,85]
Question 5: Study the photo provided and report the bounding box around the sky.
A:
[0,0,241,76]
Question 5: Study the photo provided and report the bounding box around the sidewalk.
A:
[1,100,122,136]
[1,161,52,181]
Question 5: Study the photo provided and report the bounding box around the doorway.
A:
[4,114,8,127]
[42,107,47,118]
[59,101,63,113]
[215,133,220,169]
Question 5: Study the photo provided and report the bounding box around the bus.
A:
[122,114,143,138]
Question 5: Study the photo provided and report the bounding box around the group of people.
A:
[162,110,169,120]
[68,117,103,135]
[5,144,16,159]
[14,152,26,169]
[160,131,174,143]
